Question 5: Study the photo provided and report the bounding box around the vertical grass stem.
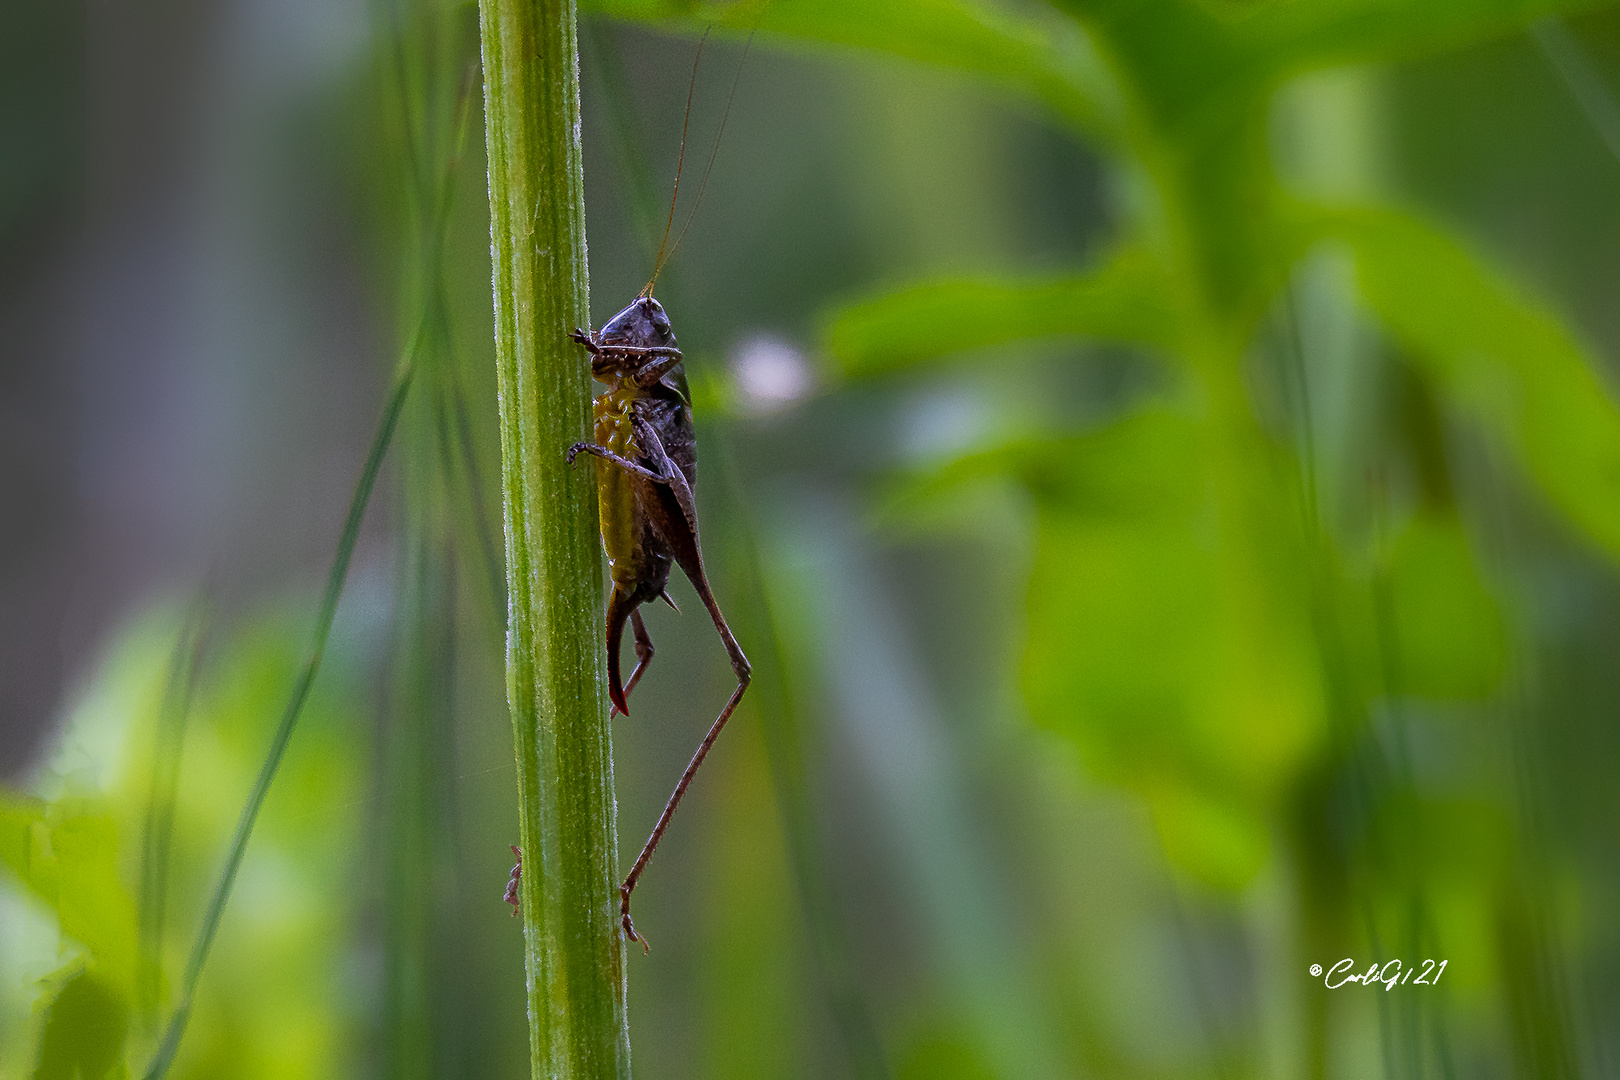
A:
[475,0,629,1075]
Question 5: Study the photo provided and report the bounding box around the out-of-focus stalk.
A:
[475,0,629,1076]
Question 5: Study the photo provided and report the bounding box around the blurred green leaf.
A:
[1235,0,1620,81]
[0,795,139,993]
[32,968,129,1080]
[826,244,1182,378]
[583,0,1126,139]
[1145,783,1270,892]
[1319,205,1620,560]
[1377,512,1507,699]
[1048,0,1617,138]
[896,1023,998,1080]
[1370,791,1514,891]
[1320,511,1509,703]
[0,593,376,1078]
[1010,407,1325,889]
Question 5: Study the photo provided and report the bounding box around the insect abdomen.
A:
[595,394,641,590]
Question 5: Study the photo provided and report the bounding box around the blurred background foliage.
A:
[6,0,1620,1076]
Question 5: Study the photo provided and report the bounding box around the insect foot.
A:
[566,442,591,466]
[621,883,650,954]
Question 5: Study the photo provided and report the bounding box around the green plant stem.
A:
[137,594,209,1026]
[476,0,629,1076]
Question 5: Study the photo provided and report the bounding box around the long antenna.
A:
[642,29,710,298]
[641,27,757,298]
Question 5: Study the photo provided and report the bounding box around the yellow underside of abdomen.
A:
[595,395,640,589]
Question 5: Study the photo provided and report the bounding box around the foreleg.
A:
[568,331,680,366]
[632,352,684,389]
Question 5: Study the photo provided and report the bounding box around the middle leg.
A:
[567,442,666,484]
[622,608,656,703]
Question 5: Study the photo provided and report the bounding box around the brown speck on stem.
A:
[504,845,522,916]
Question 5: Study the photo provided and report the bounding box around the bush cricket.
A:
[507,28,755,949]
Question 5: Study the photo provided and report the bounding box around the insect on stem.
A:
[547,22,763,949]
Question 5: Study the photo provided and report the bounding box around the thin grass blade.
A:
[141,351,417,1080]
